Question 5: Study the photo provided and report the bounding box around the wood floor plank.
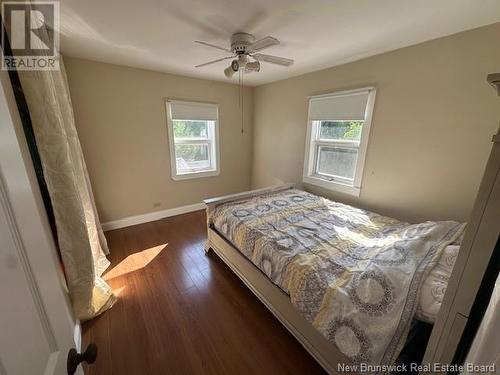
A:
[82,210,325,374]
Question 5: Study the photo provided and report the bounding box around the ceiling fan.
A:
[194,32,294,78]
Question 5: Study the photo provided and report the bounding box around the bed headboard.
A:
[203,183,296,225]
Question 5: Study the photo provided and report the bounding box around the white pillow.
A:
[416,245,460,323]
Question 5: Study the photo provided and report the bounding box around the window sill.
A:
[172,169,220,181]
[303,175,360,197]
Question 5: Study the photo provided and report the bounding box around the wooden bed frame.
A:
[203,135,499,373]
[203,184,350,374]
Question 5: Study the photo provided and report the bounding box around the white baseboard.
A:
[101,202,206,231]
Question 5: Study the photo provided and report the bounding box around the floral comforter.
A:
[210,189,465,371]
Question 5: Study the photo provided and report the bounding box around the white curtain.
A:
[14,36,116,319]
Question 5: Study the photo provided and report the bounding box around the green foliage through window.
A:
[175,144,209,163]
[173,120,208,138]
[319,121,363,141]
[172,120,212,172]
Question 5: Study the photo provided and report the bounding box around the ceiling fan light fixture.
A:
[224,65,234,78]
[231,59,240,71]
[246,61,260,72]
[223,60,238,78]
[194,33,294,77]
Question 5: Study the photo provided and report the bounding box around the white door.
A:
[0,70,82,374]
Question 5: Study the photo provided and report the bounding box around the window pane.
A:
[175,144,211,172]
[319,121,363,141]
[317,146,358,180]
[173,120,209,139]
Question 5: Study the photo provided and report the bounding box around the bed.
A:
[203,185,465,374]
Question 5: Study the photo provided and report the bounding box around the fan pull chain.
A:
[238,69,244,134]
[241,70,244,134]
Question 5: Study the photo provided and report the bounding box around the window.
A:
[303,87,376,196]
[166,100,220,180]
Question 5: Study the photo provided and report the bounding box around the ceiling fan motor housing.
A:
[230,32,255,54]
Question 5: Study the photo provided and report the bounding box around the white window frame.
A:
[166,100,220,181]
[303,87,376,197]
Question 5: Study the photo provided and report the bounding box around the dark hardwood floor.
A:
[83,210,325,374]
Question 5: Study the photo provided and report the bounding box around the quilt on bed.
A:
[210,189,465,372]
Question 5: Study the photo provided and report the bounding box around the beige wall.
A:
[252,23,500,223]
[65,57,253,223]
[66,23,500,225]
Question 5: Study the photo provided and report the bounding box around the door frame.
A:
[0,68,82,374]
[423,127,500,370]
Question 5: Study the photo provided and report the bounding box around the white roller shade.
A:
[309,90,371,121]
[169,100,218,121]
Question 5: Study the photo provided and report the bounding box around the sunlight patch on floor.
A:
[112,285,127,297]
[104,244,167,280]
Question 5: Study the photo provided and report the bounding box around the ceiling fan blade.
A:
[195,56,235,68]
[253,53,294,66]
[194,40,231,52]
[249,36,279,52]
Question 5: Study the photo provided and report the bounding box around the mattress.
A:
[210,189,465,370]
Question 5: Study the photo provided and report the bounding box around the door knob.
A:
[67,343,97,374]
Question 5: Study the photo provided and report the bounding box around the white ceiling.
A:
[60,0,500,86]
